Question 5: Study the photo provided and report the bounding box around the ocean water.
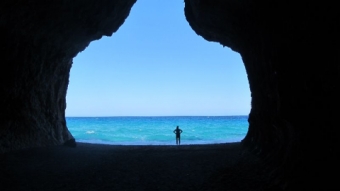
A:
[66,116,249,145]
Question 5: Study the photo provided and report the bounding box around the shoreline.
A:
[1,142,268,190]
[73,140,244,146]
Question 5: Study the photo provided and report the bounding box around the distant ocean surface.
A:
[66,116,249,145]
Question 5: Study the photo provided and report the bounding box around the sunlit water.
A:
[66,116,248,145]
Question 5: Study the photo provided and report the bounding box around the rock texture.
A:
[184,0,339,189]
[0,0,136,152]
[0,0,339,190]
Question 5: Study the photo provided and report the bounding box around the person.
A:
[173,126,183,145]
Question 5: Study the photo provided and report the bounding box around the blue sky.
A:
[65,0,250,117]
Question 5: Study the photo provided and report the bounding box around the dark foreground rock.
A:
[0,143,268,191]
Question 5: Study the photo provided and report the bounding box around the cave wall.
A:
[0,0,137,152]
[184,0,339,189]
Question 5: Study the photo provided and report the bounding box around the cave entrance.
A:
[65,0,250,145]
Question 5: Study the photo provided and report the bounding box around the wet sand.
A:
[0,142,269,191]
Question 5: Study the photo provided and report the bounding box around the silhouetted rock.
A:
[0,0,136,153]
[63,138,76,148]
[185,1,339,190]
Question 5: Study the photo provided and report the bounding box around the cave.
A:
[0,0,339,190]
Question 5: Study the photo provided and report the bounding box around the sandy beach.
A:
[0,142,269,191]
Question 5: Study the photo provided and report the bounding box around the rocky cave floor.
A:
[0,142,271,191]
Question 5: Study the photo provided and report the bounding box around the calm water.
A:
[66,116,248,145]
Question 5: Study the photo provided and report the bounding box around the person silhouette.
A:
[173,126,183,145]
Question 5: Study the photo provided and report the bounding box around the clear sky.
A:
[65,0,251,117]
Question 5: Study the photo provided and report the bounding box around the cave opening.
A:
[65,0,251,145]
[1,0,339,189]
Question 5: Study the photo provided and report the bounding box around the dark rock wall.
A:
[0,0,136,152]
[185,0,339,189]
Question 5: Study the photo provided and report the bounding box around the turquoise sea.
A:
[66,116,249,145]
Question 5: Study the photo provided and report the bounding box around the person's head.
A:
[176,126,179,129]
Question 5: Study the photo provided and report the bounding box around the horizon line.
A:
[65,115,249,118]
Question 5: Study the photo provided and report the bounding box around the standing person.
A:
[173,126,183,145]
